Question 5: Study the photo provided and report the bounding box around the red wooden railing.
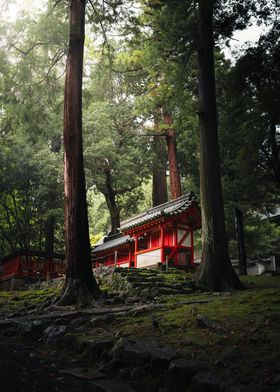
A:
[18,258,65,278]
[0,254,66,280]
[1,257,20,277]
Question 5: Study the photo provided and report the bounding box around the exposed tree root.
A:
[55,278,101,307]
[195,259,244,292]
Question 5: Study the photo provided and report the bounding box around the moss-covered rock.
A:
[94,266,204,299]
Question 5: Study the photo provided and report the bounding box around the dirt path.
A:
[0,335,129,392]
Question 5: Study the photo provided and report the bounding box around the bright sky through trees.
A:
[0,0,45,21]
[223,23,270,59]
[2,0,266,61]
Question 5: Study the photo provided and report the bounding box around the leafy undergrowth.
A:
[1,274,280,386]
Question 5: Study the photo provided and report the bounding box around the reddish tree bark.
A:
[163,112,182,200]
[152,115,168,206]
[196,0,242,291]
[58,0,100,305]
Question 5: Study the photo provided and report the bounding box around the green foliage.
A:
[0,0,278,258]
[0,129,64,255]
[87,189,109,238]
[0,1,66,256]
[215,23,280,260]
[219,23,280,204]
[244,219,280,258]
[83,53,151,232]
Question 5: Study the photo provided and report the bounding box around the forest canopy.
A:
[0,0,279,261]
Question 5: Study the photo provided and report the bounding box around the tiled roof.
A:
[93,233,134,255]
[1,249,64,263]
[121,192,198,231]
[92,193,199,255]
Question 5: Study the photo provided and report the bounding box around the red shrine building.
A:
[93,193,201,269]
[0,250,65,290]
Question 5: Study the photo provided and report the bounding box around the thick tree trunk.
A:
[234,208,247,276]
[163,112,182,200]
[58,0,100,305]
[152,135,168,207]
[196,0,243,291]
[269,124,280,186]
[103,171,120,235]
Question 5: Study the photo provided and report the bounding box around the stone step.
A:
[158,287,193,295]
[96,266,198,298]
[126,276,163,284]
[118,339,180,369]
[130,282,154,289]
[128,281,194,296]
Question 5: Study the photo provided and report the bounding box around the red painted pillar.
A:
[174,224,178,266]
[16,256,20,275]
[160,225,164,263]
[134,235,138,268]
[190,230,194,265]
[44,259,47,278]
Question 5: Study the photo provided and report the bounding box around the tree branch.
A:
[32,49,66,86]
[10,42,48,56]
[88,0,114,66]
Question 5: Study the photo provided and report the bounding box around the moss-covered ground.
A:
[1,274,280,386]
[0,287,61,313]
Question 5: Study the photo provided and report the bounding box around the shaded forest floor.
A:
[0,271,280,391]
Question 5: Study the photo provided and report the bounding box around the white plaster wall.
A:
[265,256,275,272]
[257,263,265,275]
[137,249,161,268]
[178,230,191,247]
[247,265,258,276]
[118,263,130,268]
[247,263,265,276]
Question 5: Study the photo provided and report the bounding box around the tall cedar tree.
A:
[152,136,168,206]
[58,0,100,305]
[152,115,168,206]
[196,0,242,290]
[163,112,182,200]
